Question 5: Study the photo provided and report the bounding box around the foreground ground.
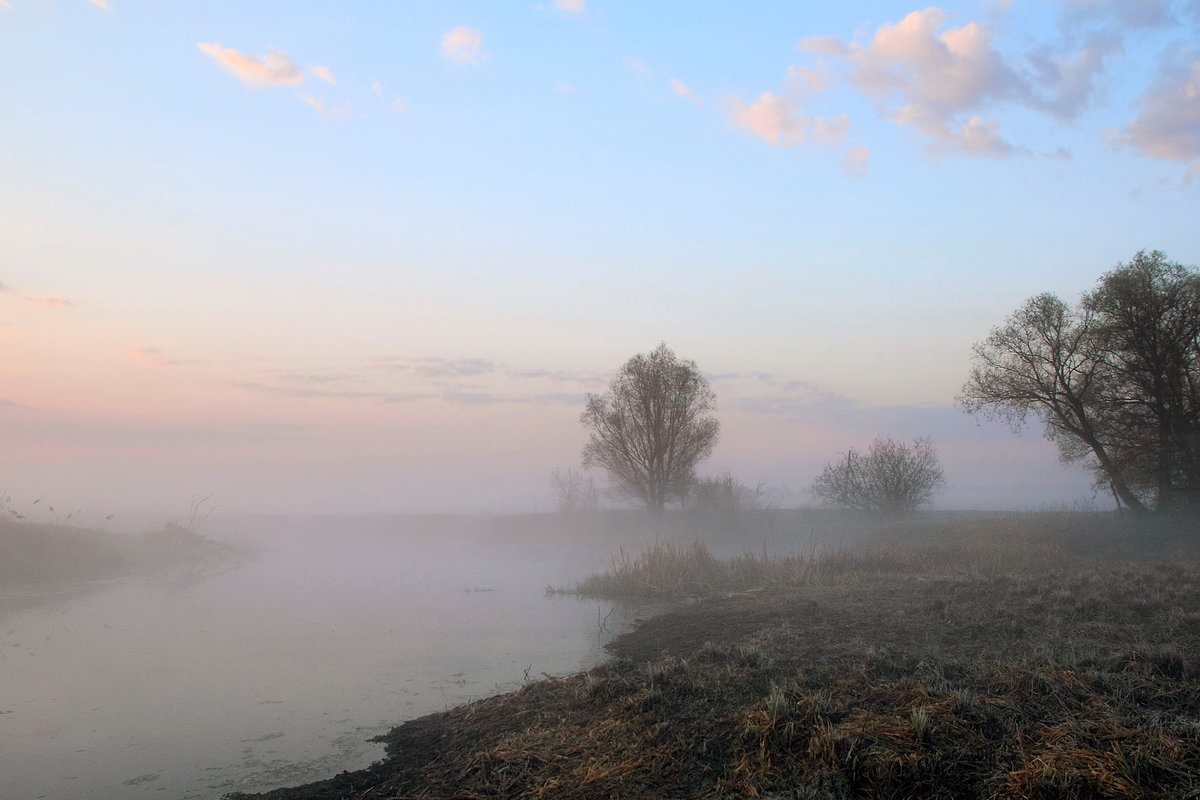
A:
[234,515,1200,799]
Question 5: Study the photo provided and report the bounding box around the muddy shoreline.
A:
[231,553,1200,799]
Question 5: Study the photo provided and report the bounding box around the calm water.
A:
[0,515,662,800]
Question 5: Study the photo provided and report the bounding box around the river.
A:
[0,514,665,800]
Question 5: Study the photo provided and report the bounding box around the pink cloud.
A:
[727,92,849,148]
[554,0,585,15]
[442,27,487,65]
[668,78,700,105]
[0,283,74,309]
[309,65,336,85]
[197,43,304,88]
[842,145,871,176]
[1119,59,1200,162]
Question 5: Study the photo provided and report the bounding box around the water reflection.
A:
[0,515,660,800]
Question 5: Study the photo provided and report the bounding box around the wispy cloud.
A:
[1117,56,1200,163]
[668,78,701,106]
[842,144,871,176]
[442,27,487,65]
[197,43,304,88]
[299,93,352,117]
[87,0,110,9]
[309,65,336,85]
[554,0,586,15]
[374,356,497,378]
[0,282,74,309]
[623,57,651,76]
[129,347,197,368]
[233,380,580,407]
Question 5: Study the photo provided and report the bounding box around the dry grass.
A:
[234,513,1200,800]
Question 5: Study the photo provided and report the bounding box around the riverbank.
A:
[0,519,248,616]
[231,514,1200,799]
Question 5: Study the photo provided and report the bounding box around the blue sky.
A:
[1,0,1198,516]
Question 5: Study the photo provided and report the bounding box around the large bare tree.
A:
[580,343,720,513]
[960,251,1200,514]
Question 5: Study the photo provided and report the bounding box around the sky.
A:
[1,0,1198,518]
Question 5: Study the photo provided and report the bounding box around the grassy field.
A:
[236,512,1200,800]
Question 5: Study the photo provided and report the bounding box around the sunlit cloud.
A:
[375,356,497,378]
[0,283,74,309]
[129,347,196,368]
[33,295,74,309]
[87,0,109,8]
[554,0,586,15]
[668,78,701,106]
[197,43,304,88]
[299,93,353,117]
[842,144,870,176]
[371,81,384,101]
[1117,57,1200,163]
[838,9,1020,155]
[727,92,850,148]
[442,27,487,65]
[623,57,651,76]
[309,65,336,85]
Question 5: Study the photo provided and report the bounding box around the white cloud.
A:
[299,93,352,118]
[1119,58,1200,162]
[842,145,871,176]
[309,65,336,85]
[197,43,304,89]
[623,57,651,76]
[88,0,109,8]
[392,98,407,113]
[668,78,700,105]
[554,0,585,15]
[372,81,384,101]
[728,92,850,148]
[442,27,487,64]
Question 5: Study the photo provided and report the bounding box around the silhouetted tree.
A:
[812,437,945,513]
[960,251,1200,514]
[580,343,720,513]
[549,467,598,513]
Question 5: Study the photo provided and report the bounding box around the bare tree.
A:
[812,437,945,513]
[580,343,720,513]
[549,468,598,513]
[960,251,1200,513]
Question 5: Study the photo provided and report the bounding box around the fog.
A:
[1,514,692,800]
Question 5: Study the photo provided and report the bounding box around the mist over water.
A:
[0,514,671,800]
